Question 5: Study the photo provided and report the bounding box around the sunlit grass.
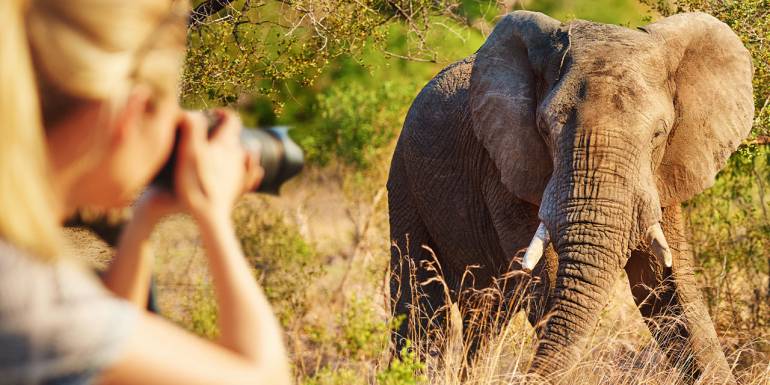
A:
[72,165,762,385]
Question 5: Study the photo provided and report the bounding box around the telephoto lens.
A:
[151,118,304,194]
[240,126,304,194]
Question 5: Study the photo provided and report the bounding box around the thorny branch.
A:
[182,0,463,106]
[189,0,237,28]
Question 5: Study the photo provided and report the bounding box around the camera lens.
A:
[242,126,304,194]
[150,122,304,195]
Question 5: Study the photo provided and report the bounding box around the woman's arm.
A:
[100,110,287,384]
[101,192,173,307]
[98,312,291,385]
[196,212,288,365]
[99,209,290,385]
[172,109,281,366]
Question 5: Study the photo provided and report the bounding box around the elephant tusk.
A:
[522,222,550,270]
[645,223,673,268]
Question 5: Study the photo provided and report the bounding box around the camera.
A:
[151,119,304,195]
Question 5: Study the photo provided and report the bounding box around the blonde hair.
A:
[0,0,186,259]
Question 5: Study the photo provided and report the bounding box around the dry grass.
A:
[397,261,770,385]
[68,166,770,385]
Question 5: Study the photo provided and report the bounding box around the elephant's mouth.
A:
[521,220,672,270]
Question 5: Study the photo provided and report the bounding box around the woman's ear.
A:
[641,13,754,206]
[469,11,560,206]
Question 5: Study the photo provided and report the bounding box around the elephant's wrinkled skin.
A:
[387,11,753,383]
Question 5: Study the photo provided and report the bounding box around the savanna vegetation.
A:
[71,0,769,383]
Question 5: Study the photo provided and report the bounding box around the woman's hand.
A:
[131,188,181,227]
[174,110,264,223]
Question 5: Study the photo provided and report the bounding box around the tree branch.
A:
[744,135,770,146]
[189,0,237,28]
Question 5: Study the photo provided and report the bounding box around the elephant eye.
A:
[653,119,668,140]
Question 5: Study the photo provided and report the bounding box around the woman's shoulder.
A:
[0,239,138,384]
[0,238,103,310]
[0,238,60,311]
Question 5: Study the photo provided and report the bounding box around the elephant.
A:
[387,10,753,383]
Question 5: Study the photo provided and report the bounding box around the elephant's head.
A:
[469,11,753,371]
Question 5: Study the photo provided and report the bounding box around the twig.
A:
[383,50,436,63]
[189,0,237,28]
[743,135,770,146]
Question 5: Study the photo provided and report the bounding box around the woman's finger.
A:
[209,109,242,144]
[180,111,209,147]
[174,112,208,204]
[242,151,264,193]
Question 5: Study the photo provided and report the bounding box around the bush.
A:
[186,282,219,339]
[296,80,413,168]
[182,0,473,108]
[301,295,426,385]
[233,196,322,327]
[685,146,770,330]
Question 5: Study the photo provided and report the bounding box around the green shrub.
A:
[376,343,428,385]
[233,197,322,327]
[304,366,364,385]
[301,296,425,385]
[296,81,412,168]
[186,282,219,339]
[337,296,390,359]
[173,197,320,337]
[685,146,770,328]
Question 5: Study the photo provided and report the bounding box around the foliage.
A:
[186,282,219,338]
[337,296,390,358]
[181,0,492,168]
[301,296,426,385]
[296,80,412,168]
[685,147,770,330]
[174,198,321,338]
[284,17,485,168]
[233,196,322,326]
[181,0,472,109]
[517,0,652,26]
[375,346,427,385]
[304,367,363,385]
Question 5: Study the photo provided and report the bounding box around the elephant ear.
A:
[469,11,560,205]
[642,13,754,206]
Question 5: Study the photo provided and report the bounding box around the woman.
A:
[0,1,291,384]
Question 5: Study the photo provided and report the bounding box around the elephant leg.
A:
[624,205,735,384]
[389,193,448,357]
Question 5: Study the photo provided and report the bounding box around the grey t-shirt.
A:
[0,240,137,385]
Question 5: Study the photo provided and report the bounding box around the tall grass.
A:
[104,163,766,385]
[390,242,769,385]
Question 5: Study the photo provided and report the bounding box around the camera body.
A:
[151,125,304,194]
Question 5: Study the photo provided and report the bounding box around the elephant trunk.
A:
[531,198,633,374]
[531,135,640,375]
